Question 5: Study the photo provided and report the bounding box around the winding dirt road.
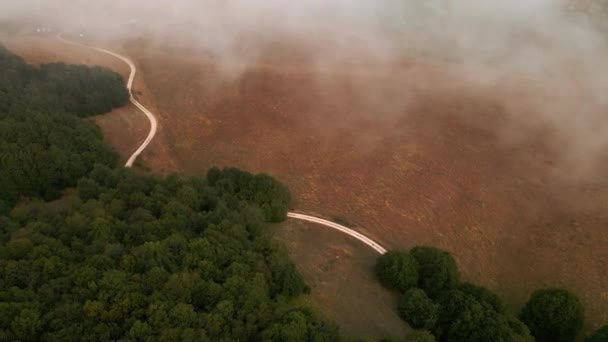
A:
[287,212,387,254]
[56,34,157,168]
[56,34,387,255]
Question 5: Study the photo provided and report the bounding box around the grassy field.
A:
[272,219,409,339]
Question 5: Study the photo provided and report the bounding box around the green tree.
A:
[410,246,460,299]
[447,302,532,342]
[398,288,438,330]
[375,250,419,292]
[520,288,584,342]
[587,324,608,342]
[459,282,506,313]
[11,308,42,341]
[261,308,339,341]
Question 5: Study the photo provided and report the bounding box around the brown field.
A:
[272,220,408,339]
[130,42,608,331]
[3,35,608,332]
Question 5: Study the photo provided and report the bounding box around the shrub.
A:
[398,288,439,330]
[520,288,583,342]
[375,250,419,292]
[410,246,460,298]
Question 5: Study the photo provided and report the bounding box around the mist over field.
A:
[2,0,608,178]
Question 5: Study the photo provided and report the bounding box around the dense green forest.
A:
[0,166,338,341]
[0,45,128,210]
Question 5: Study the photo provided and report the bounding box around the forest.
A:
[0,46,337,341]
[0,45,128,210]
[0,166,338,341]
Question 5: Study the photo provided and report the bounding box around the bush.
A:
[398,288,438,330]
[520,288,583,342]
[587,324,608,342]
[410,246,460,298]
[375,250,419,292]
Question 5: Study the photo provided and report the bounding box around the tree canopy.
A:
[376,247,533,342]
[398,288,438,330]
[459,282,506,314]
[375,250,419,293]
[520,288,584,342]
[0,166,328,341]
[410,246,460,299]
[0,45,128,209]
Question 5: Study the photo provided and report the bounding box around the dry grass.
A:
[272,219,409,339]
[92,106,149,165]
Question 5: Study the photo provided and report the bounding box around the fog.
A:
[2,0,608,178]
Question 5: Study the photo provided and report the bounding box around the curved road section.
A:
[57,34,157,168]
[56,34,387,255]
[287,212,386,254]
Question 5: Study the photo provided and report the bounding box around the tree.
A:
[410,246,460,299]
[435,289,531,341]
[447,302,532,342]
[459,282,506,313]
[261,308,340,341]
[375,250,419,292]
[520,288,583,342]
[11,308,42,341]
[587,324,608,342]
[398,288,438,330]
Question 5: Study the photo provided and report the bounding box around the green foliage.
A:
[447,302,532,342]
[587,324,608,342]
[398,288,438,330]
[0,163,334,340]
[459,282,506,314]
[404,330,436,342]
[410,246,460,299]
[0,45,127,207]
[261,307,340,341]
[375,250,419,292]
[206,167,291,222]
[434,289,532,342]
[520,288,584,342]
